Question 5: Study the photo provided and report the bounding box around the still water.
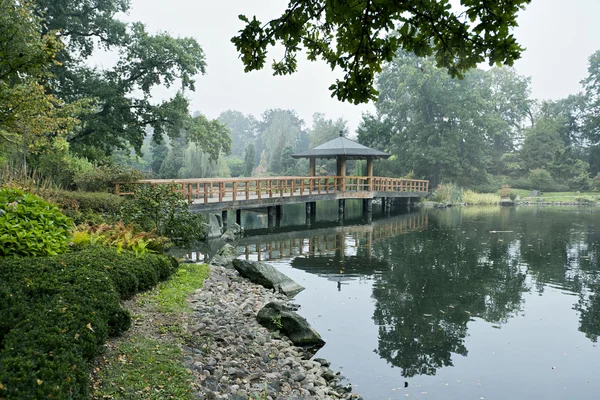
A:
[187,203,600,399]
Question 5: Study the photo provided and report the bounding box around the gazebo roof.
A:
[291,135,390,160]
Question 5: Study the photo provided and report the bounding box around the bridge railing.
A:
[115,176,429,203]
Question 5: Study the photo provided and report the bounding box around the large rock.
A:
[221,223,243,242]
[204,214,223,239]
[210,243,238,267]
[232,259,304,297]
[256,301,325,348]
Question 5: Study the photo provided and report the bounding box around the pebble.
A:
[184,264,362,399]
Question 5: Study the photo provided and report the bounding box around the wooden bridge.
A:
[115,175,429,227]
[115,135,429,227]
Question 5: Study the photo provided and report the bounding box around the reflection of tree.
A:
[371,209,527,377]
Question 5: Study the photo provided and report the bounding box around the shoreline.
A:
[185,264,361,400]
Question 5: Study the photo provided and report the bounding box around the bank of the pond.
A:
[92,261,360,400]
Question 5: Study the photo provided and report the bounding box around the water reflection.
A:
[180,206,600,389]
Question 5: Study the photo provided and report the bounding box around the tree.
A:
[30,0,229,161]
[520,117,565,172]
[256,109,307,174]
[244,143,256,176]
[232,0,531,104]
[308,113,347,147]
[358,50,531,187]
[0,0,82,163]
[218,110,258,157]
[226,157,244,177]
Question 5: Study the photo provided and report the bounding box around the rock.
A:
[500,198,515,206]
[256,301,325,348]
[221,223,243,242]
[210,243,238,267]
[232,259,304,297]
[205,214,224,239]
[313,358,330,367]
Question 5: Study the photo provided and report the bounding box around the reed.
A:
[463,190,501,205]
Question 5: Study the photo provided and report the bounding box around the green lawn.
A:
[508,189,599,202]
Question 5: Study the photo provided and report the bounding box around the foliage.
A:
[520,117,565,172]
[244,143,256,176]
[120,184,205,245]
[0,188,72,257]
[359,51,532,187]
[26,0,229,161]
[73,222,169,255]
[178,142,230,179]
[431,183,463,205]
[499,185,512,198]
[0,0,84,156]
[74,163,145,192]
[227,157,245,177]
[528,169,557,192]
[0,246,178,399]
[462,190,501,205]
[218,110,258,157]
[232,0,530,103]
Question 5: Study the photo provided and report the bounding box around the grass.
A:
[463,190,501,205]
[509,188,600,202]
[92,336,197,400]
[92,263,210,400]
[142,263,210,313]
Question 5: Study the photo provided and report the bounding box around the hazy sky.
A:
[103,0,600,134]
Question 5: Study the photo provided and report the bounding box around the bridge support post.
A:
[221,210,228,229]
[275,205,282,228]
[236,209,241,226]
[338,199,345,222]
[267,206,276,229]
[363,198,373,223]
[305,201,316,225]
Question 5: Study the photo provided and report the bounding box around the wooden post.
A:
[257,180,262,199]
[187,184,192,202]
[115,183,120,195]
[245,181,250,199]
[218,182,224,202]
[203,183,208,203]
[236,209,241,225]
[233,182,238,201]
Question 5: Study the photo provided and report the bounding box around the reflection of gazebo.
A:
[291,132,390,185]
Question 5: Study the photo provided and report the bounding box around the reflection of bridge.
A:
[238,213,428,262]
[178,213,429,263]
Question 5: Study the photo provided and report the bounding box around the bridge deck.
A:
[116,175,429,212]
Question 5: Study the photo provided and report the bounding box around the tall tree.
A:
[244,143,255,176]
[232,0,531,103]
[30,0,230,161]
[0,0,82,163]
[217,110,258,157]
[359,51,531,187]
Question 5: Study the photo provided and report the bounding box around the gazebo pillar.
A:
[336,156,346,192]
[366,156,373,190]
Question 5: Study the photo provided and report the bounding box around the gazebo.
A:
[291,132,390,220]
[291,132,390,185]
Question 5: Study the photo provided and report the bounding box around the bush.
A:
[120,184,206,245]
[431,183,463,204]
[46,190,124,224]
[73,164,145,192]
[499,184,511,198]
[0,247,178,399]
[0,188,73,257]
[73,222,169,255]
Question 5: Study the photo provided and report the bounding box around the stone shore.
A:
[183,264,361,400]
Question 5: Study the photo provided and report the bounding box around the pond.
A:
[184,203,600,399]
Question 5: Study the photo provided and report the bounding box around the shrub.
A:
[0,247,179,399]
[47,190,124,224]
[499,184,511,198]
[73,164,145,192]
[431,183,463,204]
[0,188,73,257]
[120,184,206,245]
[509,191,518,201]
[73,222,169,255]
[528,169,557,192]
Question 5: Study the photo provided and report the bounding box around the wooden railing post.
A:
[233,182,238,201]
[257,180,262,199]
[203,183,208,203]
[218,182,224,202]
[245,181,250,200]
